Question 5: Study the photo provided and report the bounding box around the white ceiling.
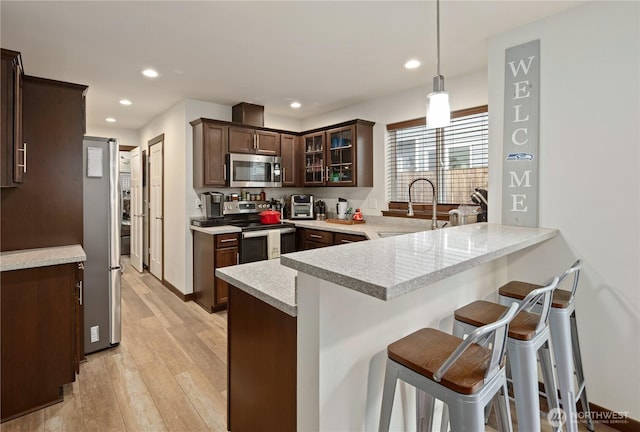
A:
[1,1,583,131]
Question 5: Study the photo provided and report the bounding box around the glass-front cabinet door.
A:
[326,126,355,186]
[303,132,325,185]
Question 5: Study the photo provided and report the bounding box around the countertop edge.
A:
[216,262,298,317]
[0,244,87,272]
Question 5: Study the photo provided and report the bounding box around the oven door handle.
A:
[241,227,296,239]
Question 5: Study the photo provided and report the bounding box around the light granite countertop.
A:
[281,223,558,301]
[190,225,242,235]
[286,215,440,239]
[216,259,297,317]
[214,222,557,316]
[0,244,86,272]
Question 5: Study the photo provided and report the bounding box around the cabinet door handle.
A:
[256,134,260,150]
[223,163,227,181]
[309,234,323,239]
[219,238,236,243]
[253,134,257,150]
[282,167,286,181]
[325,166,329,183]
[236,252,239,264]
[77,281,83,305]
[18,143,27,173]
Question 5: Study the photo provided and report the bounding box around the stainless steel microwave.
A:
[226,153,282,188]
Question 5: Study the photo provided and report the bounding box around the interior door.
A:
[129,147,143,272]
[149,141,163,280]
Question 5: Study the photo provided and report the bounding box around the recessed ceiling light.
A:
[404,59,421,69]
[290,102,301,109]
[106,117,116,123]
[142,69,159,78]
[119,99,132,106]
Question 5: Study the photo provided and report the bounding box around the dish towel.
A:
[267,229,281,260]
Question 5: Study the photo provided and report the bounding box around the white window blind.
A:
[386,106,488,205]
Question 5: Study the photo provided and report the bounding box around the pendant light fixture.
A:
[426,0,451,128]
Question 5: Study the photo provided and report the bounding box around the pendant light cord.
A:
[436,0,441,76]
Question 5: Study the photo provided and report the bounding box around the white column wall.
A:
[488,1,640,418]
[138,101,187,292]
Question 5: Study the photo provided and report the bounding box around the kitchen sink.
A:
[376,231,411,238]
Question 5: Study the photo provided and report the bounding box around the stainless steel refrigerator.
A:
[82,136,121,353]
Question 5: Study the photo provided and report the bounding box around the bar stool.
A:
[452,277,561,432]
[498,259,594,432]
[379,303,519,432]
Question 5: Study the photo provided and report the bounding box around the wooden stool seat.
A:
[388,328,492,395]
[499,281,572,309]
[454,300,540,341]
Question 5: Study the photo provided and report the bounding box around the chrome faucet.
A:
[407,178,439,230]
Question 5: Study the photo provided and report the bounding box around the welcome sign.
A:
[502,39,540,227]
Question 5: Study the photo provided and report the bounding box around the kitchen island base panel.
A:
[228,285,296,432]
[296,260,507,431]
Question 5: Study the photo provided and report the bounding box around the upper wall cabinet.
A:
[229,126,280,156]
[192,119,228,188]
[1,49,25,188]
[280,134,300,187]
[303,120,374,187]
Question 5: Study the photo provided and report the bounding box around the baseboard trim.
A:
[162,279,194,302]
[583,402,639,432]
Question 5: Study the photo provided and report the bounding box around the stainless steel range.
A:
[223,201,296,264]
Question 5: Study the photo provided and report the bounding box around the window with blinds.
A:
[386,105,488,205]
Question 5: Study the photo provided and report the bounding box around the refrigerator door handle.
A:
[77,280,83,305]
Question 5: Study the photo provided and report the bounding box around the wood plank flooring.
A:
[1,257,616,431]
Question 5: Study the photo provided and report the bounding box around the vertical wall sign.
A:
[502,39,540,227]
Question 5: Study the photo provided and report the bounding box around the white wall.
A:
[488,1,640,419]
[86,125,139,148]
[138,101,187,292]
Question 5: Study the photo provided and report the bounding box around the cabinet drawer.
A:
[216,233,239,248]
[334,233,367,245]
[304,229,333,245]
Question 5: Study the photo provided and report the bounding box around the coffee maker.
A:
[200,192,224,219]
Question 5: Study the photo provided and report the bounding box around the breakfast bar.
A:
[216,223,558,431]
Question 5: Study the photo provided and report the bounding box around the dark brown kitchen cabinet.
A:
[193,231,239,312]
[302,120,374,187]
[302,132,326,186]
[229,126,280,156]
[334,232,367,245]
[192,119,228,188]
[1,75,87,252]
[1,262,83,422]
[228,285,296,432]
[280,133,300,187]
[1,48,25,188]
[302,228,334,249]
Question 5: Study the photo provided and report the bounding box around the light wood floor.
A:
[1,257,616,432]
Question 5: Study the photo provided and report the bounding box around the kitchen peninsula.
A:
[217,223,557,431]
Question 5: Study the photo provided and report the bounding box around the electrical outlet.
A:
[368,199,378,209]
[90,325,99,343]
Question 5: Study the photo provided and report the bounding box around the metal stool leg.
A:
[379,360,399,432]
[448,399,486,432]
[550,311,578,432]
[539,340,561,431]
[493,381,514,432]
[416,389,435,432]
[507,341,542,431]
[570,311,595,431]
